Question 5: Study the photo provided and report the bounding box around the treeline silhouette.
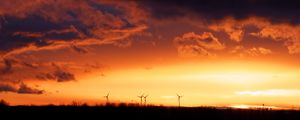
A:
[0,99,300,120]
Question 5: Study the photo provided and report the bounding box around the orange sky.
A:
[1,0,300,108]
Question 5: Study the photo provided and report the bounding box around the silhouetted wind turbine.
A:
[104,92,110,104]
[143,94,149,106]
[137,94,144,106]
[177,94,183,107]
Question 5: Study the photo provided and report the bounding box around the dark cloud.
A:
[35,73,52,80]
[0,0,146,56]
[70,45,88,54]
[0,15,75,52]
[0,83,43,94]
[138,0,300,54]
[21,61,39,69]
[0,84,17,92]
[35,65,76,82]
[0,59,77,84]
[0,58,39,75]
[0,59,15,74]
[53,70,75,82]
[174,32,225,57]
[0,0,145,96]
[139,0,300,24]
[17,83,44,94]
[36,71,76,82]
[0,0,144,93]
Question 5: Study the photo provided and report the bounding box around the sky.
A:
[1,0,300,107]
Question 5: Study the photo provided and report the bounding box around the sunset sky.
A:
[1,0,300,107]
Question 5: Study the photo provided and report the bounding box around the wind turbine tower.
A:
[137,94,144,106]
[143,94,149,106]
[104,92,110,104]
[177,94,183,107]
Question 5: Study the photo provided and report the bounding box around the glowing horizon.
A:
[2,60,300,108]
[1,0,300,109]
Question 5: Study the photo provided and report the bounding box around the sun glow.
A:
[235,89,300,96]
[230,105,251,109]
[230,104,279,109]
[154,60,295,81]
[4,60,300,106]
[198,71,274,82]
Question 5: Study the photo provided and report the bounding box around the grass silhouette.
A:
[0,100,300,120]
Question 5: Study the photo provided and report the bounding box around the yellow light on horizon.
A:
[230,105,250,109]
[230,104,279,109]
[6,60,300,106]
[204,71,274,83]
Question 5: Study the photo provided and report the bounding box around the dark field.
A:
[1,105,300,120]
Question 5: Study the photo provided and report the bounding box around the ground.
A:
[1,105,300,120]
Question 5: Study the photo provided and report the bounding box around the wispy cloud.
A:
[174,32,225,57]
[0,83,44,94]
[231,46,273,57]
[235,89,300,96]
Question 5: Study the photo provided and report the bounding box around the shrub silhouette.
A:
[0,99,9,107]
[0,102,300,120]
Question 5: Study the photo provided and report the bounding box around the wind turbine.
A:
[103,92,110,104]
[137,94,144,106]
[176,94,183,107]
[143,94,149,106]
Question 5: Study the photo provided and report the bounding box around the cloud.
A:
[36,71,75,82]
[231,46,272,57]
[0,59,40,75]
[44,70,75,82]
[17,83,44,94]
[235,89,300,97]
[0,59,15,74]
[70,45,88,54]
[174,32,225,57]
[140,0,300,25]
[35,63,76,82]
[0,0,145,95]
[0,0,147,57]
[209,18,244,42]
[0,59,80,86]
[246,47,273,56]
[0,56,106,88]
[0,0,145,94]
[21,61,39,69]
[176,45,213,58]
[208,17,300,54]
[2,25,148,58]
[0,83,44,94]
[250,23,300,54]
[113,38,132,48]
[0,84,17,92]
[140,0,300,54]
[0,58,40,76]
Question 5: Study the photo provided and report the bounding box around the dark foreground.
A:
[1,106,300,120]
